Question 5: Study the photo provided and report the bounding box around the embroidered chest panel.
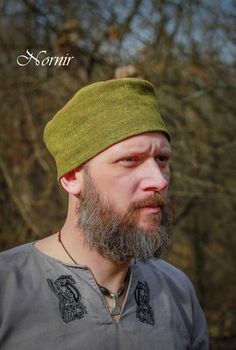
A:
[47,275,87,323]
[47,275,155,326]
[134,281,155,326]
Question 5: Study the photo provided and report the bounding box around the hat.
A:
[43,78,170,179]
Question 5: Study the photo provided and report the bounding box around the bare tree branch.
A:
[0,157,40,236]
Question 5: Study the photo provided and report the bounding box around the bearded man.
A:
[0,78,209,349]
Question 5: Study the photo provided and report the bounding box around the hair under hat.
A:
[43,78,170,180]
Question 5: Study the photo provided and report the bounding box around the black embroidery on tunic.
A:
[134,281,155,326]
[47,275,87,323]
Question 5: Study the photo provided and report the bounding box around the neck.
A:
[59,225,131,292]
[35,194,131,292]
[59,194,132,291]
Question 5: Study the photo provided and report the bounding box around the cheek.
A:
[163,165,171,181]
[117,176,137,191]
[163,168,171,193]
[160,165,170,186]
[113,174,139,202]
[106,174,139,207]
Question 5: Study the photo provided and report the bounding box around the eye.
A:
[155,155,170,166]
[118,156,140,166]
[123,157,138,162]
[157,156,169,162]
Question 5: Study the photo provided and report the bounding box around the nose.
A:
[139,159,169,193]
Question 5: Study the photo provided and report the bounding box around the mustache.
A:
[130,193,166,211]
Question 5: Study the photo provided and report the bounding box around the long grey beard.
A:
[76,171,173,264]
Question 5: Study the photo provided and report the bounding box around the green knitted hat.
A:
[43,78,170,179]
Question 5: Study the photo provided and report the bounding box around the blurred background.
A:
[0,0,235,348]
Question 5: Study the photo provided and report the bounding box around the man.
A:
[0,78,209,349]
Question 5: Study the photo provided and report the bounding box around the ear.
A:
[60,168,83,195]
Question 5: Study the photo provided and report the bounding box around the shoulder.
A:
[137,258,196,298]
[0,243,34,261]
[143,258,192,283]
[145,259,209,348]
[0,243,35,275]
[0,243,43,306]
[151,258,192,285]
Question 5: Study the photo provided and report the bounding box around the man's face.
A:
[76,132,173,263]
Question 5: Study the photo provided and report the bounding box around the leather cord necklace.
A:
[58,230,130,316]
[58,230,78,265]
[99,269,130,316]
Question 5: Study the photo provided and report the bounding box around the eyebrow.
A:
[114,147,172,158]
[158,148,172,156]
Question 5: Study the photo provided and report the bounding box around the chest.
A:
[0,271,192,350]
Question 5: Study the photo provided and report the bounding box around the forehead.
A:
[91,132,171,163]
[109,132,171,154]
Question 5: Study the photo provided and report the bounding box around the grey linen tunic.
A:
[0,243,209,350]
